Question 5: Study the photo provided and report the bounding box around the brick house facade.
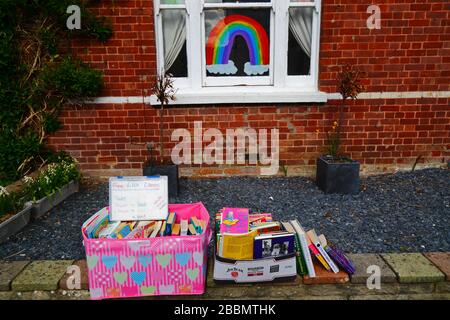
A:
[48,0,450,178]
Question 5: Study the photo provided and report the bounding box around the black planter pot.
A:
[316,155,360,195]
[143,163,179,197]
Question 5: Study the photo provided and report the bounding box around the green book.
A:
[294,233,308,275]
[282,221,307,275]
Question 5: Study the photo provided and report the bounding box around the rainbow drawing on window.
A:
[206,15,270,76]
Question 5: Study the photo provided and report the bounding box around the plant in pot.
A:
[0,186,31,243]
[143,72,179,197]
[316,66,364,195]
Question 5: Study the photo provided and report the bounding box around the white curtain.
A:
[162,10,186,71]
[289,8,313,57]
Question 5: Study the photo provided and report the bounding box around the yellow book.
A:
[218,230,258,260]
[188,224,197,235]
[171,224,180,236]
[306,232,330,271]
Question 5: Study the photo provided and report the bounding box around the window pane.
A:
[288,7,313,76]
[205,9,271,77]
[161,10,188,77]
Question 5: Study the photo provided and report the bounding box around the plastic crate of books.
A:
[82,202,212,300]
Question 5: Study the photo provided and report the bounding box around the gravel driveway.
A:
[1,168,449,260]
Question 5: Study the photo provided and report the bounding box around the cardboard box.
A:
[213,253,297,284]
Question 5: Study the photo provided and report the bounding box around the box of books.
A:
[213,208,297,283]
[213,207,356,283]
[81,177,212,300]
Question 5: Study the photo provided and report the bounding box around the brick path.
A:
[1,253,449,300]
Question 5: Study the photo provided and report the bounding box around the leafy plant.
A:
[150,72,177,164]
[0,187,20,220]
[325,121,340,159]
[0,1,112,185]
[326,65,364,158]
[22,157,81,202]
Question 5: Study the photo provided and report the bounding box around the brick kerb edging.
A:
[0,253,449,300]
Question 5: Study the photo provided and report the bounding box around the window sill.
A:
[149,87,328,105]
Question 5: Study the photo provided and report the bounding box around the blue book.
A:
[253,232,295,259]
[165,212,176,235]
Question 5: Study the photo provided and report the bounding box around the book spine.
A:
[253,239,261,260]
[326,246,356,274]
[297,234,316,277]
[315,243,339,273]
[308,243,331,271]
[293,234,307,275]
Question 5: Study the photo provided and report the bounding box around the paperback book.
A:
[219,208,249,234]
[253,232,295,259]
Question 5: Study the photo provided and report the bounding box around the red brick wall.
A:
[48,0,450,177]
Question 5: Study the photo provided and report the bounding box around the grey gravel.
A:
[1,168,449,260]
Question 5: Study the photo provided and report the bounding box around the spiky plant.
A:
[151,72,176,164]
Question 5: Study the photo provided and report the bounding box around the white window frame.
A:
[201,1,274,87]
[152,0,327,105]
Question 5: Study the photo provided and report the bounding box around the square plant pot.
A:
[143,164,179,197]
[27,180,80,220]
[0,204,32,243]
[316,155,360,195]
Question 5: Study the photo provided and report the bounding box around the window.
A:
[153,0,325,104]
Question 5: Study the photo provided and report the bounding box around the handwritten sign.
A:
[109,176,168,221]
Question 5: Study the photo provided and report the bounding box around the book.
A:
[249,213,273,224]
[111,222,134,239]
[307,229,339,273]
[188,224,197,235]
[144,221,157,237]
[98,221,121,239]
[250,221,282,234]
[290,219,316,278]
[149,221,163,238]
[190,216,202,234]
[253,232,295,259]
[215,215,221,232]
[160,221,167,237]
[199,220,206,231]
[165,212,176,235]
[125,226,145,239]
[281,221,307,275]
[86,208,110,238]
[306,233,330,271]
[220,208,249,234]
[217,229,257,260]
[180,219,188,236]
[319,234,355,274]
[171,223,180,236]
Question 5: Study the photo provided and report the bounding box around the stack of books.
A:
[84,207,207,239]
[281,220,355,277]
[215,207,355,277]
[215,208,296,261]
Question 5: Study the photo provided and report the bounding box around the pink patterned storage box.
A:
[82,202,212,300]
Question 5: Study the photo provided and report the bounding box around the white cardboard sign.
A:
[109,176,168,221]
